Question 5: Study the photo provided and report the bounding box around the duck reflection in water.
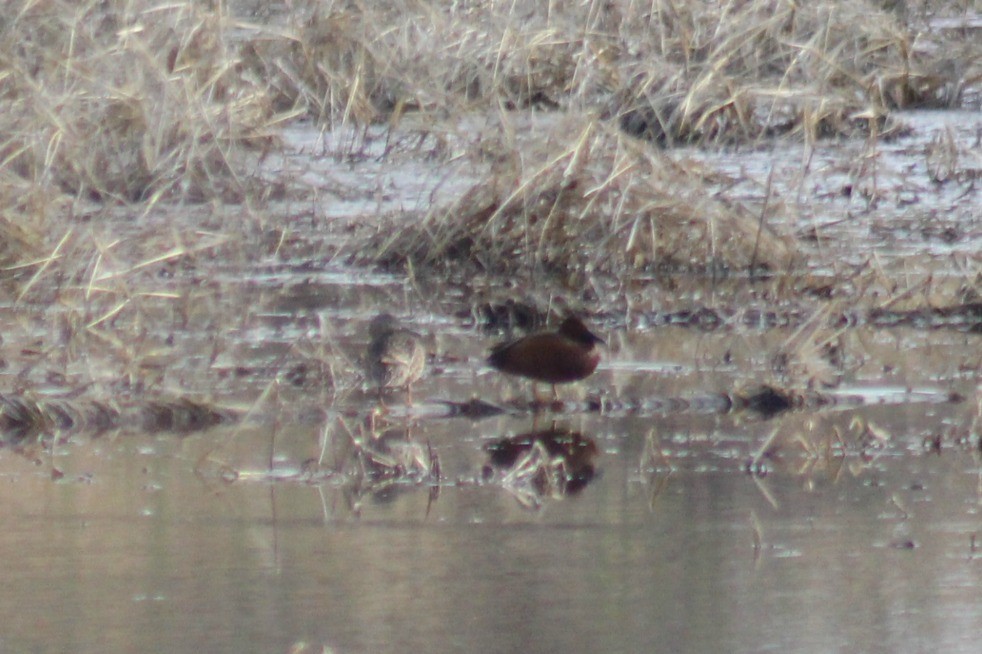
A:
[483,427,599,508]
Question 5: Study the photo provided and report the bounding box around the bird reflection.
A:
[341,425,440,516]
[483,427,599,508]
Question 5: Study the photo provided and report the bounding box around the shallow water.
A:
[0,397,979,653]
[0,271,978,653]
[0,222,978,654]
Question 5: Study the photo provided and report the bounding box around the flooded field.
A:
[0,217,977,654]
[1,1,980,652]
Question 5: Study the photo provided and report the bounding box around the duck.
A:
[487,315,603,400]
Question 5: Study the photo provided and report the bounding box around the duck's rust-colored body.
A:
[487,316,603,388]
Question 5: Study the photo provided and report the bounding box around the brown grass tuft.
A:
[361,117,798,281]
[604,0,958,145]
[0,173,46,282]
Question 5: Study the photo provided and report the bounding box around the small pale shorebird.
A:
[365,313,426,401]
[487,315,604,401]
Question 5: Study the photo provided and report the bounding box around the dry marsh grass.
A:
[361,116,798,281]
[0,0,275,206]
[1,0,974,217]
[0,173,46,284]
[237,0,978,139]
[232,0,975,283]
[606,0,974,145]
[0,1,973,216]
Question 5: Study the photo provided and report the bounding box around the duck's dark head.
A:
[559,316,604,346]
